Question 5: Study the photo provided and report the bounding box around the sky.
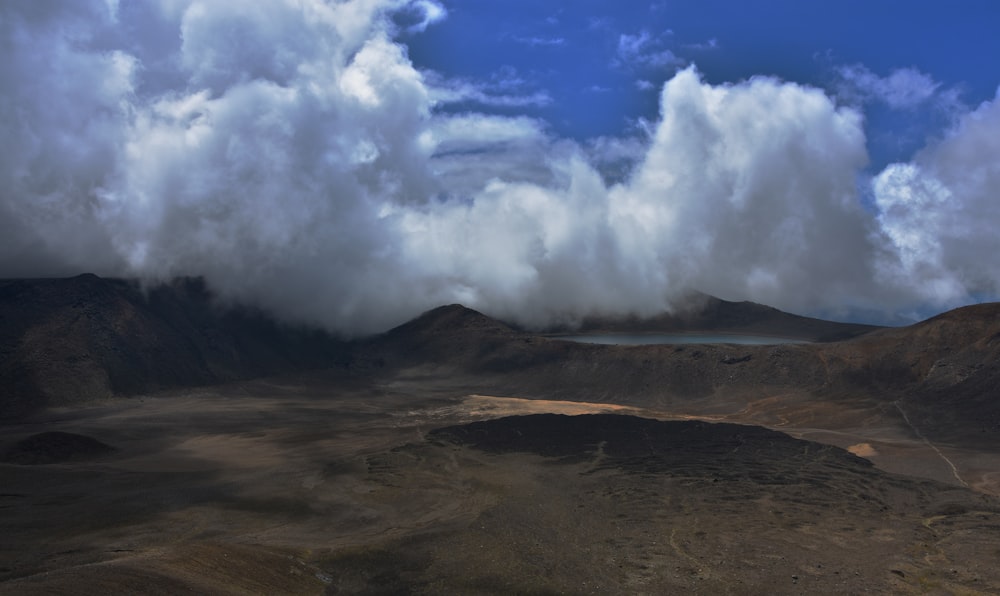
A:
[2,0,999,335]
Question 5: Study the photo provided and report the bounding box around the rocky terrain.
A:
[2,274,1000,593]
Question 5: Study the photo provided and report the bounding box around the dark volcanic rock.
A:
[1,431,116,464]
[430,413,871,480]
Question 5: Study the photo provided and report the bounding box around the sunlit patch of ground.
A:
[463,394,647,417]
[848,443,878,457]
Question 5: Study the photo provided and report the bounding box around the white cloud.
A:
[872,91,1000,307]
[616,30,682,70]
[836,64,957,111]
[4,1,1000,334]
[424,71,553,108]
[584,135,649,185]
[405,0,446,33]
[611,68,879,313]
[419,114,563,198]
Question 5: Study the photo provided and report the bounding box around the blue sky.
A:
[2,1,999,332]
[405,0,998,168]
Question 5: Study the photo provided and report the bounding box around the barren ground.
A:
[3,368,1000,594]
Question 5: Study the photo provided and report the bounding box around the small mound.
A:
[1,431,117,465]
[429,413,872,480]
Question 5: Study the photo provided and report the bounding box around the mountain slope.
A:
[824,303,1000,443]
[546,292,881,341]
[3,273,999,449]
[363,298,1000,448]
[0,274,347,419]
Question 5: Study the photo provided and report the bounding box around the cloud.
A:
[587,17,613,31]
[872,91,1000,307]
[584,135,649,184]
[1,0,447,334]
[835,64,957,111]
[616,30,682,70]
[424,71,553,108]
[419,114,563,199]
[513,35,566,47]
[3,1,1000,334]
[0,1,131,276]
[611,68,880,313]
[402,68,883,326]
[684,38,718,51]
[402,0,446,33]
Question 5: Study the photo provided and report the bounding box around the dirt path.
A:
[893,398,969,488]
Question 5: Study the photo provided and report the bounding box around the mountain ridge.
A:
[2,273,999,445]
[0,274,349,419]
[541,292,882,341]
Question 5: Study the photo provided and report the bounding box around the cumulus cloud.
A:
[419,114,564,198]
[0,1,130,276]
[584,135,649,183]
[610,68,880,313]
[872,91,1000,307]
[2,0,999,334]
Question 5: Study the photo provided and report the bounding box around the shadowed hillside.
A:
[818,303,1000,445]
[0,274,348,419]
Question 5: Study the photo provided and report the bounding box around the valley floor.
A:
[3,369,1000,594]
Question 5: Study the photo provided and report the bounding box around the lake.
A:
[551,333,812,346]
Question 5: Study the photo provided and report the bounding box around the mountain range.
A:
[3,273,999,451]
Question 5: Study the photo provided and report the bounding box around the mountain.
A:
[0,274,348,419]
[356,303,530,374]
[3,273,999,449]
[373,304,519,352]
[822,302,1000,444]
[361,297,1000,449]
[544,292,881,341]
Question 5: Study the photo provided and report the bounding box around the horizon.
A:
[2,1,999,333]
[9,271,993,335]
